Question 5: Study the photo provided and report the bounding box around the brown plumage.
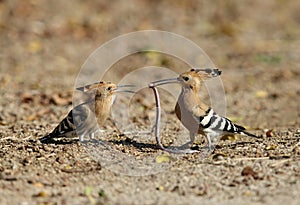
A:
[150,68,259,152]
[40,81,131,143]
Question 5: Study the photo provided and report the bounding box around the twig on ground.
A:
[0,136,32,141]
[270,159,292,167]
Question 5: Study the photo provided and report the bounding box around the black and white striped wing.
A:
[40,102,92,142]
[195,108,245,134]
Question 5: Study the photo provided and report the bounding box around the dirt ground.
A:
[1,1,300,205]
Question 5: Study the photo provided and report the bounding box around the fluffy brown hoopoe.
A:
[40,81,133,143]
[149,68,259,152]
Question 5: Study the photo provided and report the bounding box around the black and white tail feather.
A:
[195,108,259,150]
[40,101,98,143]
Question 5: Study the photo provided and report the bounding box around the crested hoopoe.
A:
[40,81,133,143]
[149,68,260,152]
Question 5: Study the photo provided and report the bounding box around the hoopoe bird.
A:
[40,81,133,143]
[149,68,260,152]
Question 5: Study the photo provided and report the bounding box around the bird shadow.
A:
[39,138,79,145]
[39,136,204,153]
[39,136,160,151]
[107,138,204,153]
[107,138,160,152]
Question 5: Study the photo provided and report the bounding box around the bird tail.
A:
[239,130,260,138]
[233,124,260,138]
[40,111,76,143]
[39,133,54,143]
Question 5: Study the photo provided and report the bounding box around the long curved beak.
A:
[114,89,136,94]
[117,84,136,88]
[115,84,136,94]
[148,78,180,88]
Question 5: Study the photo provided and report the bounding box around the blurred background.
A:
[1,1,300,204]
[0,0,299,129]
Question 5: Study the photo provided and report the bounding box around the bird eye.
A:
[183,76,189,81]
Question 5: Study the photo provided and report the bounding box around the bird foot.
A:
[200,145,215,152]
[177,141,194,150]
[166,148,199,154]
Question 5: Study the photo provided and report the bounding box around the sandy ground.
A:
[0,1,300,204]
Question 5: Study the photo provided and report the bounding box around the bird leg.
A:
[205,133,213,151]
[79,135,85,142]
[90,132,95,140]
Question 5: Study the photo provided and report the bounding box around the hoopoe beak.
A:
[115,84,136,94]
[148,78,180,88]
[116,84,136,88]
